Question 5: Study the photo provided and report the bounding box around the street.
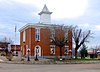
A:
[0,63,100,72]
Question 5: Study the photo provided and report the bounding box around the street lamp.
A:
[35,47,39,61]
[27,48,30,61]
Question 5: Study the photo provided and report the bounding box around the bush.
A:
[0,51,6,56]
[54,56,59,61]
[6,52,13,61]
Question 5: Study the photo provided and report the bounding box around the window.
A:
[35,28,40,41]
[50,32,55,38]
[64,32,68,40]
[50,31,55,42]
[64,45,69,54]
[50,45,55,54]
[23,31,26,42]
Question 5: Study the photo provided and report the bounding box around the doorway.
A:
[34,45,41,56]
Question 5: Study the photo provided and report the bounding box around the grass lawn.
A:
[72,58,99,61]
[62,58,100,63]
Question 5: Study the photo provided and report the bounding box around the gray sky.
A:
[0,0,100,48]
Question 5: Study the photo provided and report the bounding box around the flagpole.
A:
[15,25,16,56]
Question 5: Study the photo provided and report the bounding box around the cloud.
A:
[78,23,89,28]
[78,23,100,31]
[10,0,88,19]
[0,23,6,29]
[95,25,100,31]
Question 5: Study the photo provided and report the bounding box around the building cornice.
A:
[19,22,71,32]
[19,23,55,32]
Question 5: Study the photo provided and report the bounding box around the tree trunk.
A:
[60,47,62,59]
[75,49,77,59]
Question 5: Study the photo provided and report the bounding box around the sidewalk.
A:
[0,56,100,64]
[0,59,4,62]
[0,56,7,62]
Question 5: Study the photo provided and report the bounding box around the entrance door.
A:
[34,45,41,56]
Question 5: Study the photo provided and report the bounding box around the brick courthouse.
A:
[19,5,72,58]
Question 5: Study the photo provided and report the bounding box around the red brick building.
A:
[19,5,72,58]
[0,42,20,51]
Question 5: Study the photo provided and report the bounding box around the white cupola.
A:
[38,4,52,24]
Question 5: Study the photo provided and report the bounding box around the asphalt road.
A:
[0,63,100,72]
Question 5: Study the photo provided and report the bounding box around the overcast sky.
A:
[0,0,100,48]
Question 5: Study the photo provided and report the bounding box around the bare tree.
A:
[0,37,13,43]
[73,28,92,59]
[0,37,14,48]
[47,25,72,60]
[0,37,13,61]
